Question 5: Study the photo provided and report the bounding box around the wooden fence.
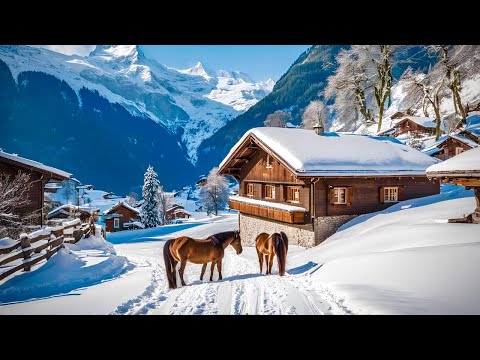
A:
[0,219,95,281]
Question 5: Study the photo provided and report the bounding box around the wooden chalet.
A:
[104,202,140,232]
[0,150,72,226]
[165,204,191,221]
[427,147,480,224]
[378,116,444,138]
[219,128,440,247]
[423,113,480,160]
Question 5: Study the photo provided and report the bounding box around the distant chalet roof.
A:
[104,202,140,215]
[378,116,445,135]
[219,127,437,177]
[426,147,480,178]
[47,204,99,218]
[0,150,71,180]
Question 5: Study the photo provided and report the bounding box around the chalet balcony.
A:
[229,196,306,224]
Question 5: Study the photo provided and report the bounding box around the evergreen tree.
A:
[141,166,161,228]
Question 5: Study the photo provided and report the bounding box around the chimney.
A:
[313,122,324,136]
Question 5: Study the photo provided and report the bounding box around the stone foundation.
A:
[239,213,315,248]
[238,213,358,248]
[313,215,357,245]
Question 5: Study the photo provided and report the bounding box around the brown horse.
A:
[255,231,288,276]
[163,231,242,289]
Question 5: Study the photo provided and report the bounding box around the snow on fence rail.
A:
[0,219,96,281]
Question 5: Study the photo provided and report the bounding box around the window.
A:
[246,183,254,197]
[384,187,398,202]
[455,147,464,155]
[265,185,275,199]
[265,154,273,169]
[114,218,120,229]
[334,187,347,204]
[287,186,300,203]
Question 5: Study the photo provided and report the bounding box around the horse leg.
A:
[210,261,216,281]
[172,260,178,288]
[264,255,269,274]
[217,260,223,280]
[257,248,263,273]
[268,254,274,275]
[200,263,207,281]
[179,260,187,286]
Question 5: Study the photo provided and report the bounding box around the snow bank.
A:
[0,234,132,304]
[289,185,480,314]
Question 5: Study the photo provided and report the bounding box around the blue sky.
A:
[34,45,311,82]
[141,45,311,81]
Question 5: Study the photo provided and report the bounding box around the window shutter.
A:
[398,186,405,201]
[280,185,285,201]
[379,187,385,204]
[329,188,335,205]
[260,184,265,198]
[346,187,353,205]
[240,182,245,195]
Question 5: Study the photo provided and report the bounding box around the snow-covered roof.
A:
[173,209,192,215]
[48,204,99,218]
[104,202,140,215]
[123,221,145,229]
[426,147,480,177]
[396,116,441,129]
[220,128,437,177]
[166,204,183,212]
[465,114,480,137]
[230,196,306,213]
[0,150,72,179]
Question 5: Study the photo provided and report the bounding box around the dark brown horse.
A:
[163,231,242,289]
[255,232,288,276]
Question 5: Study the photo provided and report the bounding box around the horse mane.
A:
[210,231,236,246]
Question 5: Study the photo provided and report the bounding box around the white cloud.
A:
[30,45,96,56]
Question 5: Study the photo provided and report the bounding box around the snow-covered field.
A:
[1,185,479,314]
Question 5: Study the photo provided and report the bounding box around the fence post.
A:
[20,234,32,271]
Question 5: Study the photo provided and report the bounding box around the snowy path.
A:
[111,215,351,315]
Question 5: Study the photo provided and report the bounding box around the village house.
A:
[427,147,480,224]
[0,150,72,226]
[165,204,191,221]
[378,114,445,138]
[219,127,440,247]
[423,113,480,160]
[104,202,141,232]
[47,204,99,223]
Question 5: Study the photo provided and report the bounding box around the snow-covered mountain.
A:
[0,45,273,162]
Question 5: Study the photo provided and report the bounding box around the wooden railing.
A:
[0,219,95,281]
[230,198,305,224]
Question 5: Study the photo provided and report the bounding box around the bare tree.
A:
[263,110,291,128]
[426,45,480,124]
[351,45,399,132]
[403,71,448,140]
[325,48,375,128]
[0,171,36,238]
[157,185,173,225]
[302,100,328,129]
[125,195,137,207]
[200,167,229,216]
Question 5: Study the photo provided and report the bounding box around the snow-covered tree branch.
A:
[263,110,291,128]
[0,171,37,238]
[302,100,328,130]
[157,185,172,225]
[200,167,229,216]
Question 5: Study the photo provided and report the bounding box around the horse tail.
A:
[280,231,289,254]
[273,233,287,276]
[163,239,176,289]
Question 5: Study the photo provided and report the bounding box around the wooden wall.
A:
[312,177,440,217]
[435,138,473,160]
[105,206,139,232]
[395,119,435,136]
